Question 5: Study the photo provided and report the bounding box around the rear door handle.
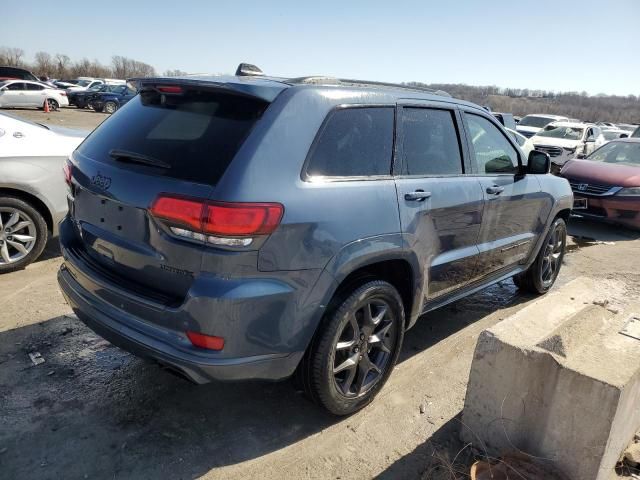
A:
[404,190,432,201]
[486,185,504,195]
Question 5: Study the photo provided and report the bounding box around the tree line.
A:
[408,82,640,123]
[0,46,186,80]
[3,46,638,123]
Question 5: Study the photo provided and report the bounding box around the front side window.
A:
[306,107,394,178]
[465,113,519,174]
[401,107,463,175]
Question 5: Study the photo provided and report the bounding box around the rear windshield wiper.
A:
[109,149,171,169]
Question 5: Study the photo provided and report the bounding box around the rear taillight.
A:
[150,195,283,247]
[63,161,72,186]
[186,331,224,351]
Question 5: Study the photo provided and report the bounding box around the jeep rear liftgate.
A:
[67,84,272,300]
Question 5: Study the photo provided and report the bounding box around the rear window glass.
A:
[305,107,394,178]
[77,88,268,184]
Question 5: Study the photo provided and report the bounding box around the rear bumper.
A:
[58,264,304,382]
[55,215,324,383]
[573,194,640,229]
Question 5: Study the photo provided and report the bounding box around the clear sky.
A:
[3,0,639,95]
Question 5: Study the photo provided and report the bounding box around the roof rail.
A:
[287,76,451,97]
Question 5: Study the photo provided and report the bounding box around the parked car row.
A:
[68,83,137,112]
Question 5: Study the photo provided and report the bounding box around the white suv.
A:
[531,122,605,170]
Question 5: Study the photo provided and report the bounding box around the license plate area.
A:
[573,197,588,210]
[74,187,147,239]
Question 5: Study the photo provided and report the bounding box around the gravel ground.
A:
[2,109,640,479]
[0,219,638,480]
[6,106,108,130]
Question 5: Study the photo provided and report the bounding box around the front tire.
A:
[104,101,117,114]
[298,280,405,415]
[0,197,48,274]
[513,217,567,294]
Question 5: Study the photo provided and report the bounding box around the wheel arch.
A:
[321,235,423,330]
[0,187,54,234]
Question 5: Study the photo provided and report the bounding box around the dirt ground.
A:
[2,110,640,480]
[1,220,638,480]
[6,106,109,130]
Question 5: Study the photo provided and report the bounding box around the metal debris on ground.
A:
[620,316,640,341]
[28,352,45,366]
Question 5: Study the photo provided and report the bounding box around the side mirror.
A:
[527,150,551,174]
[576,153,587,159]
[586,136,596,143]
[621,134,629,138]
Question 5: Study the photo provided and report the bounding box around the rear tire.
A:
[0,197,48,274]
[46,98,59,111]
[513,217,566,294]
[297,280,405,415]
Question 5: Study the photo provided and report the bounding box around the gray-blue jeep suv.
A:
[58,65,573,415]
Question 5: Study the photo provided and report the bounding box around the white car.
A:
[506,128,534,158]
[601,128,631,143]
[0,80,69,110]
[531,122,605,168]
[0,112,88,271]
[516,114,569,138]
[0,111,87,157]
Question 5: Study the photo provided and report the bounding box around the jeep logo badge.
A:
[91,172,112,190]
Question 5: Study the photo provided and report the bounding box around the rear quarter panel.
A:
[0,156,68,233]
[213,87,403,272]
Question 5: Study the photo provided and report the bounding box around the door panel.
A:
[395,104,484,303]
[396,177,484,298]
[461,110,547,277]
[475,175,545,274]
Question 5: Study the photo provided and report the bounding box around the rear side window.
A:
[305,107,394,178]
[27,83,44,91]
[401,108,463,175]
[77,89,268,184]
[465,113,519,174]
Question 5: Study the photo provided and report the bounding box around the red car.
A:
[561,138,640,229]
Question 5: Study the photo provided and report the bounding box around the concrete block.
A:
[461,277,640,480]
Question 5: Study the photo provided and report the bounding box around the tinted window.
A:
[465,113,519,174]
[77,89,268,184]
[6,83,25,91]
[26,83,44,91]
[401,108,463,175]
[306,107,394,178]
[518,115,555,128]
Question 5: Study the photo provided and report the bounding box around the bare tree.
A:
[112,55,156,79]
[54,53,71,78]
[34,51,54,76]
[0,47,25,66]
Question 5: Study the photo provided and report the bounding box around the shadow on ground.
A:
[0,278,532,479]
